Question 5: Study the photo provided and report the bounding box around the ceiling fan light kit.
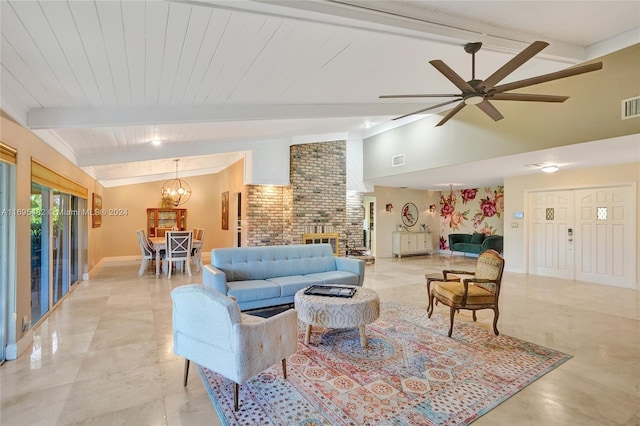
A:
[463,95,484,105]
[380,41,603,126]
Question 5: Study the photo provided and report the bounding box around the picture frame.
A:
[401,202,418,227]
[221,191,229,230]
[92,193,102,228]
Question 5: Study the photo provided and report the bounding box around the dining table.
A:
[149,236,202,277]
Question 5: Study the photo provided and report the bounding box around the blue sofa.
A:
[202,244,365,311]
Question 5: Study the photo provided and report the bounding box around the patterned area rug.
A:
[199,302,571,425]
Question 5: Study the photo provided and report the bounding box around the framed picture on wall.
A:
[92,193,102,228]
[221,191,229,230]
[401,202,418,227]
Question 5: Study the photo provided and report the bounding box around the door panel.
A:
[574,186,635,287]
[528,190,574,279]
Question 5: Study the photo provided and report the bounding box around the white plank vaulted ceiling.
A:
[1,0,639,188]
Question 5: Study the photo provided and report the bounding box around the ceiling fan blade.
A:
[475,100,504,121]
[490,93,569,102]
[436,102,466,127]
[380,93,460,99]
[393,98,462,121]
[429,60,475,92]
[478,41,549,91]
[492,62,603,93]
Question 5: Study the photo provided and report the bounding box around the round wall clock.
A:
[401,202,419,227]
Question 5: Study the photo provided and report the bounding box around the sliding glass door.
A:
[31,184,79,326]
[0,161,15,363]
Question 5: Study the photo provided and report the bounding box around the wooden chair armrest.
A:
[462,278,501,295]
[462,278,495,284]
[443,269,474,280]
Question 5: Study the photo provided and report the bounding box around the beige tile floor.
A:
[1,255,639,425]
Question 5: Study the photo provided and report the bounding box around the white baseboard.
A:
[5,328,33,360]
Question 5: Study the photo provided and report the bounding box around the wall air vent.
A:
[622,96,640,119]
[392,154,405,167]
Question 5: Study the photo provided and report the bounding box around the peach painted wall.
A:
[365,186,440,258]
[102,159,246,258]
[1,112,102,342]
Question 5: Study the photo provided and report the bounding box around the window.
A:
[597,207,607,221]
[30,185,81,325]
[546,208,554,220]
[30,159,86,327]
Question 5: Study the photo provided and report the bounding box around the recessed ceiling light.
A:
[541,165,559,173]
[151,139,162,146]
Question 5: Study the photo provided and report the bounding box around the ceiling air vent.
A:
[622,96,640,119]
[392,154,405,167]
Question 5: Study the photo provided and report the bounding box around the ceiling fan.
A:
[380,41,603,126]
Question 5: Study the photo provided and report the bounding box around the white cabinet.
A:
[392,231,433,258]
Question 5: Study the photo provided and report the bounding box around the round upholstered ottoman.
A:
[294,287,380,348]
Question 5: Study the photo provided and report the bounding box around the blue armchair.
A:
[171,284,298,411]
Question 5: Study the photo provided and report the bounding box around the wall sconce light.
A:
[385,203,394,212]
[428,204,436,213]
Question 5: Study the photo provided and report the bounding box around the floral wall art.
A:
[439,186,504,250]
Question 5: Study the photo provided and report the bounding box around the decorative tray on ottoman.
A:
[303,285,357,298]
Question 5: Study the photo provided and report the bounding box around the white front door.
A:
[574,186,636,287]
[528,185,636,287]
[528,190,575,279]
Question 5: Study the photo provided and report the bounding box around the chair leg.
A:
[493,307,500,336]
[183,359,190,386]
[426,280,433,317]
[448,306,456,337]
[282,358,287,380]
[472,310,477,322]
[138,258,148,276]
[233,382,240,411]
[427,293,435,318]
[167,261,172,279]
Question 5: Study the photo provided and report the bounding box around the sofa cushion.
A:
[452,243,482,254]
[433,281,495,305]
[267,275,322,297]
[212,244,337,281]
[227,280,280,303]
[470,233,485,244]
[305,271,360,286]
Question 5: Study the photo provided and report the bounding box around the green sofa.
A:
[448,233,503,255]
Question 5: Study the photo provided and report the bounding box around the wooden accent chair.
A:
[171,285,298,411]
[427,249,505,337]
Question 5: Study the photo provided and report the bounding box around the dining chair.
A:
[136,229,159,276]
[165,230,193,279]
[191,228,205,273]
